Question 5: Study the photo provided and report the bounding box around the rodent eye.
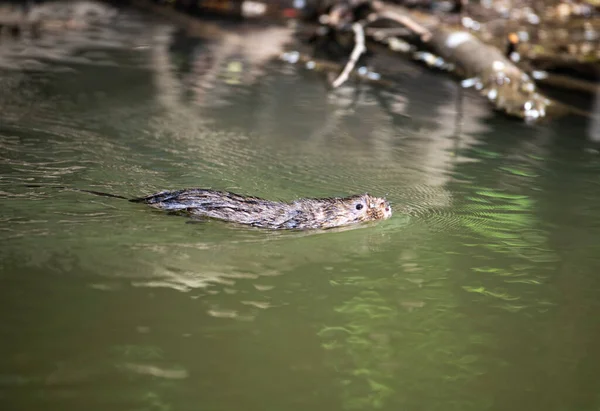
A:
[355,203,364,210]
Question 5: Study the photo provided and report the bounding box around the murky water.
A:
[2,4,600,411]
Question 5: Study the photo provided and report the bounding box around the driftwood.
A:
[305,0,598,122]
[423,26,557,120]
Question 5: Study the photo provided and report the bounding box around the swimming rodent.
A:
[24,185,392,230]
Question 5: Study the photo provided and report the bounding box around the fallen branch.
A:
[331,22,367,88]
[365,26,412,40]
[368,9,432,42]
[305,0,596,122]
[535,71,600,95]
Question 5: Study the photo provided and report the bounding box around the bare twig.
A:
[533,71,600,95]
[368,10,432,42]
[366,26,412,40]
[331,22,366,88]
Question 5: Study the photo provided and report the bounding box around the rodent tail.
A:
[24,184,130,200]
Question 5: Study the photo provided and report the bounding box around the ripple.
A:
[121,363,188,380]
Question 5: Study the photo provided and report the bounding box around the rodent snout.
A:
[365,196,392,220]
[380,201,392,218]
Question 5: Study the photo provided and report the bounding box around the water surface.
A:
[1,5,600,411]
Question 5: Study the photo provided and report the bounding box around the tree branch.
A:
[331,22,367,88]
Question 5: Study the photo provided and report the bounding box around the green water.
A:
[2,7,600,411]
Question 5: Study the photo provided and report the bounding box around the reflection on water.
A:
[1,3,600,411]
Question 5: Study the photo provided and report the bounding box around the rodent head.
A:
[337,193,392,225]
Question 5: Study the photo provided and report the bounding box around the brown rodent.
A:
[131,188,392,230]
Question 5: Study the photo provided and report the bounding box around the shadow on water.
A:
[1,2,600,411]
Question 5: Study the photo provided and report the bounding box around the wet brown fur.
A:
[131,188,392,230]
